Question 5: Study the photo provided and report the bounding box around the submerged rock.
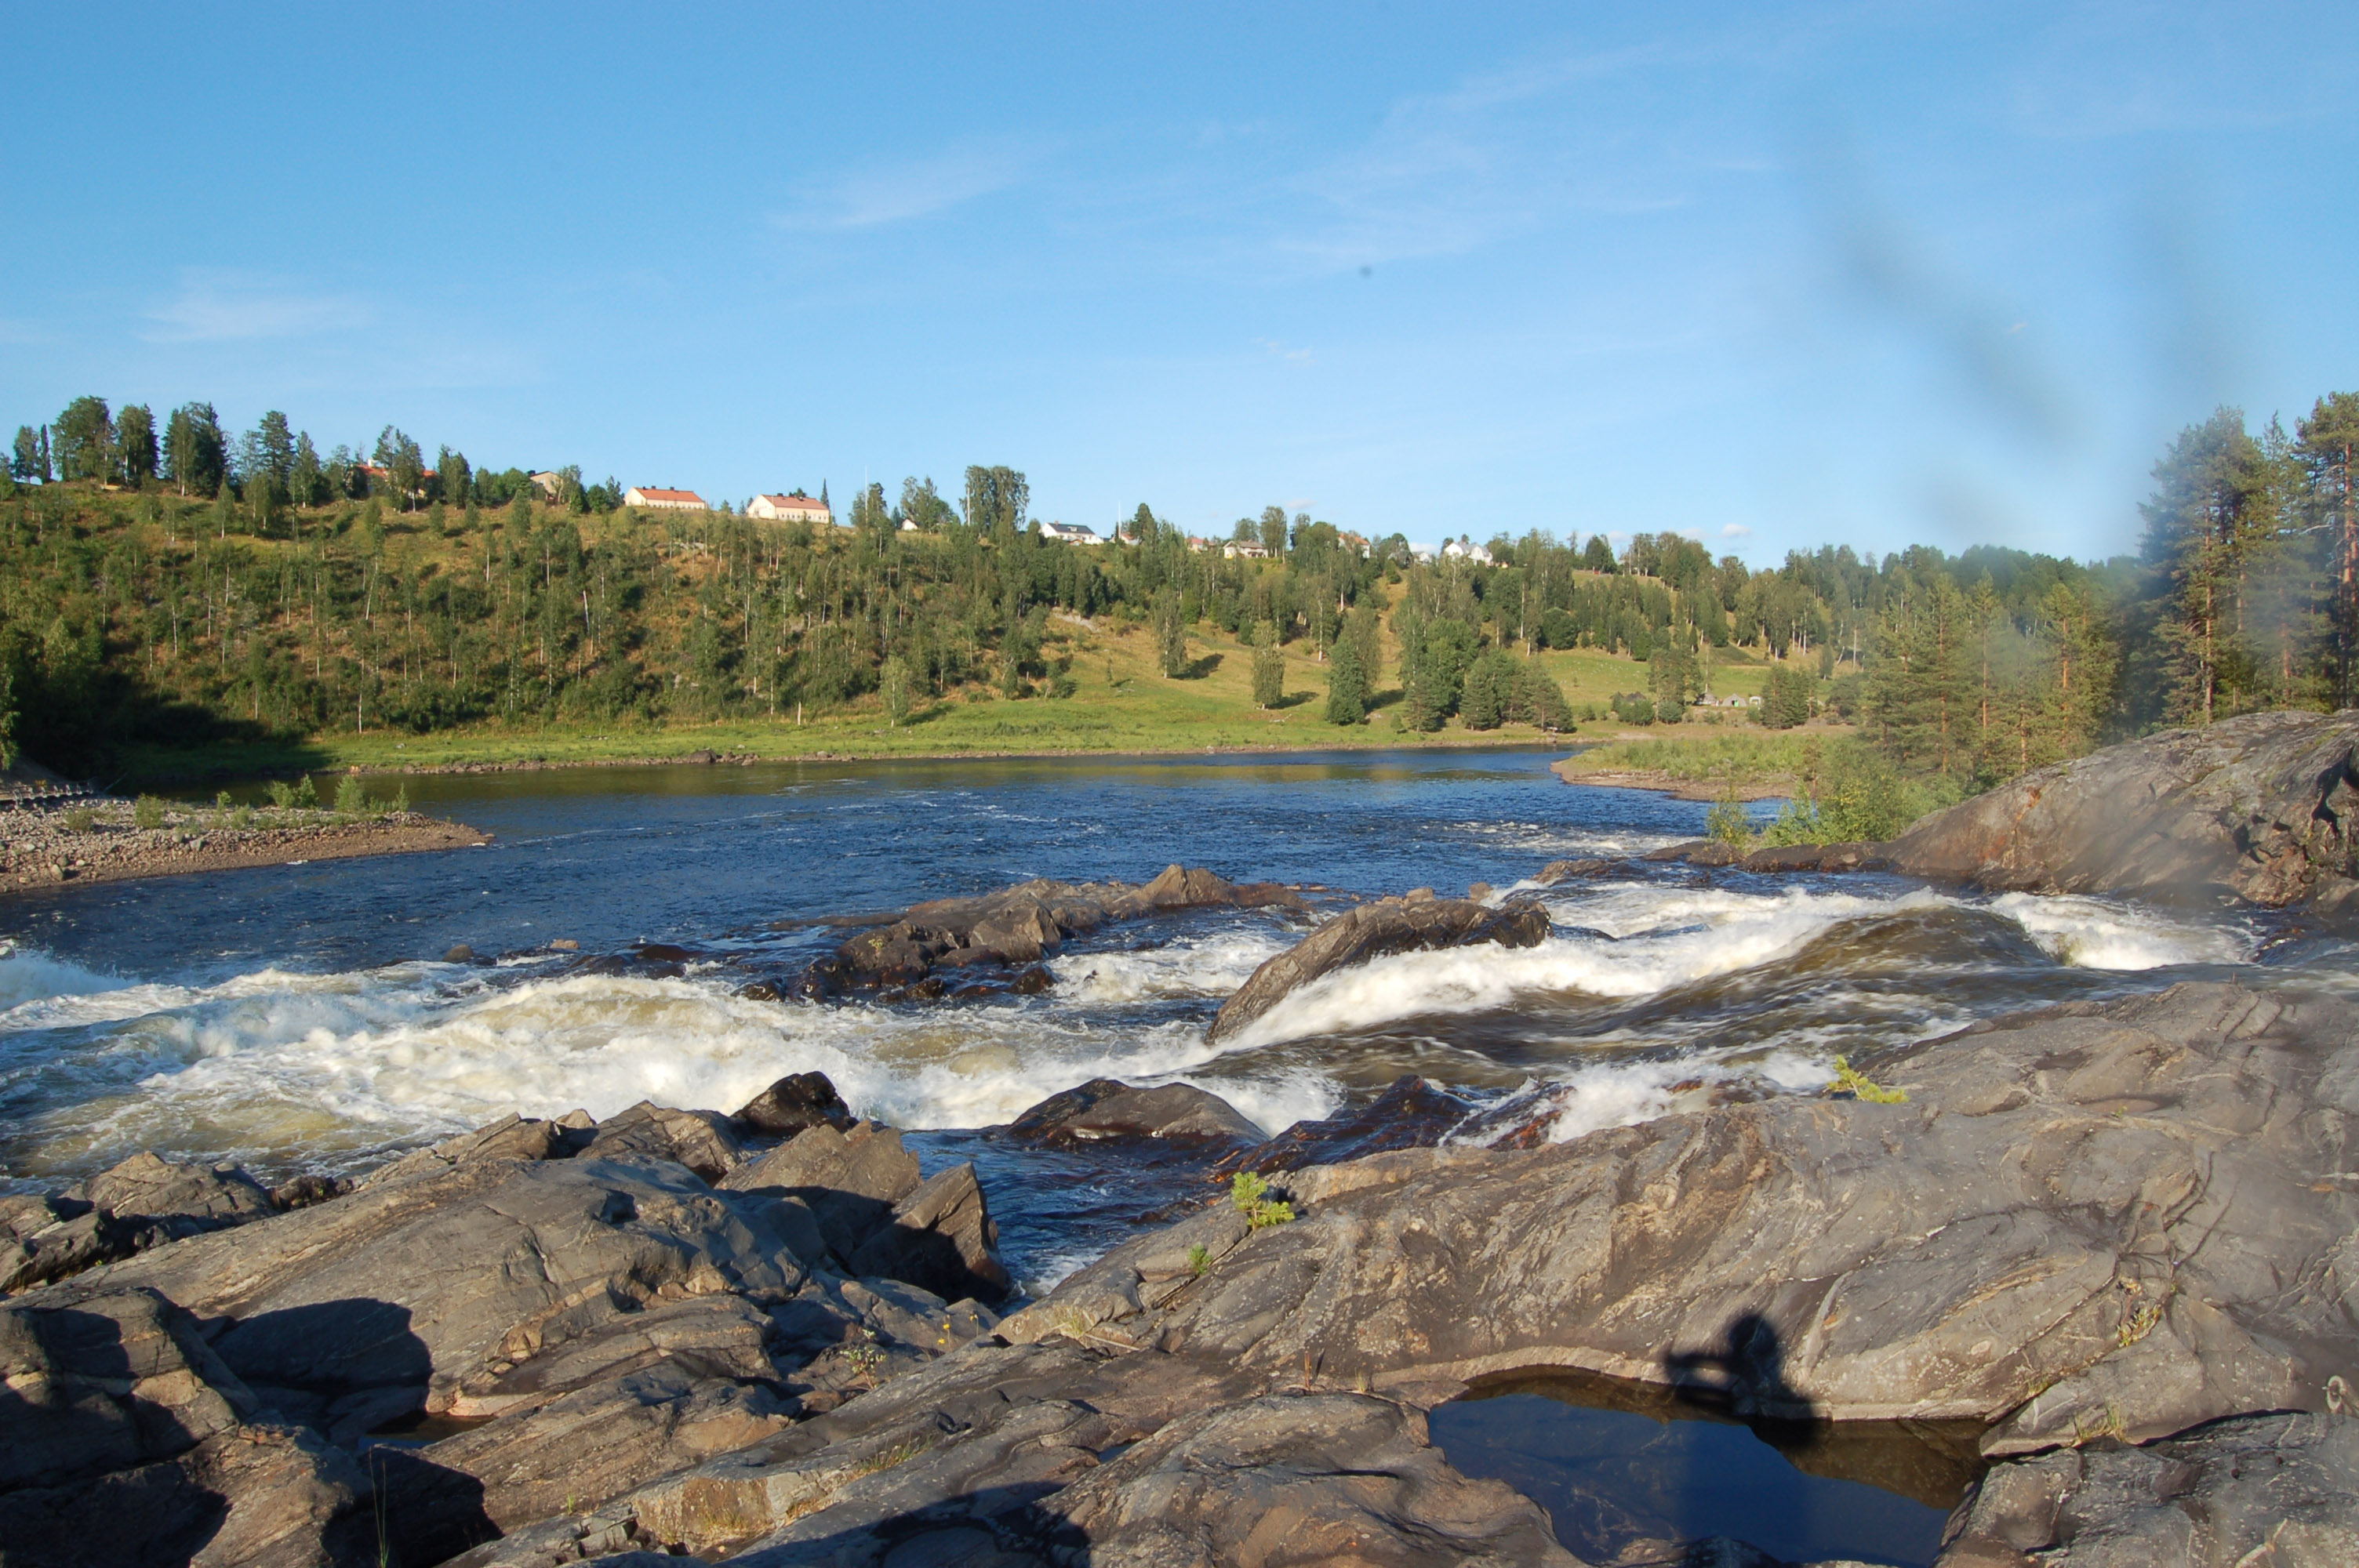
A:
[1205,895,1550,1044]
[1889,708,2359,906]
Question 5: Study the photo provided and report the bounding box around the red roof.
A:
[632,488,703,503]
[758,493,829,510]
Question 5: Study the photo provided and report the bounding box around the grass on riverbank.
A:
[112,607,1823,788]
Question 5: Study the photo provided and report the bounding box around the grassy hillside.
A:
[0,481,1840,785]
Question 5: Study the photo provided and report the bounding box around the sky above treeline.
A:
[5,3,2355,562]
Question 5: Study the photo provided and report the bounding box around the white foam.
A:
[0,948,129,1014]
[7,953,1331,1174]
[1049,930,1289,1004]
[1987,892,2249,970]
[1234,884,1925,1047]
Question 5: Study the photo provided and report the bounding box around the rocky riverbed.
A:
[5,715,2359,1566]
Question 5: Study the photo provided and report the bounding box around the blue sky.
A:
[5,3,2355,561]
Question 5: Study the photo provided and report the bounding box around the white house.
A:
[1441,537,1494,564]
[529,471,566,499]
[625,486,707,512]
[1223,539,1271,560]
[750,493,831,524]
[1038,521,1103,545]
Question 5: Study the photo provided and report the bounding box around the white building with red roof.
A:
[749,492,832,524]
[625,486,707,512]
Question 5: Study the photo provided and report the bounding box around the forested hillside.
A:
[2,391,2353,790]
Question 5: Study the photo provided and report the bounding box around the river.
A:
[0,745,2317,1298]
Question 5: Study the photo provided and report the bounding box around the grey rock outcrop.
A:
[584,1101,745,1181]
[1038,1392,1583,1567]
[19,1154,825,1417]
[1888,709,2359,906]
[0,1422,376,1568]
[1022,984,2359,1456]
[1944,1410,2359,1565]
[5,1151,282,1294]
[1206,893,1550,1044]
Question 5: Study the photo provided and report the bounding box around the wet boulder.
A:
[814,866,1307,993]
[1739,843,1824,873]
[1644,838,1742,866]
[1003,1078,1265,1149]
[732,1071,856,1139]
[1888,709,2359,907]
[1532,856,1613,884]
[1205,895,1550,1044]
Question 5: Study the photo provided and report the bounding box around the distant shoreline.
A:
[1548,761,1795,802]
[0,810,491,895]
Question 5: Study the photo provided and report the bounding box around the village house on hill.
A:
[750,493,832,524]
[624,486,707,512]
[1038,521,1102,545]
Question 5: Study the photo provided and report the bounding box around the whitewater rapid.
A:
[0,876,2259,1184]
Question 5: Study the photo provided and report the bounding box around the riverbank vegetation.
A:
[1,391,2352,801]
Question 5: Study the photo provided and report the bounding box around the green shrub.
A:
[267,779,296,808]
[133,794,166,829]
[1829,1054,1906,1103]
[1609,691,1656,726]
[1757,739,1959,845]
[1705,794,1754,847]
[64,806,94,832]
[294,774,319,808]
[1187,1243,1212,1278]
[334,775,366,815]
[1230,1170,1295,1229]
[231,805,253,829]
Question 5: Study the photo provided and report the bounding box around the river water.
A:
[0,746,2326,1291]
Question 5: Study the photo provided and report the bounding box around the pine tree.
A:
[1325,636,1368,724]
[1250,620,1285,707]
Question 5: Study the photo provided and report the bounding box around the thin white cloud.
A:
[142,272,373,343]
[772,143,1031,231]
[1720,523,1752,537]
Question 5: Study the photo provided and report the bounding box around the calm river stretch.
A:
[0,746,2322,1294]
